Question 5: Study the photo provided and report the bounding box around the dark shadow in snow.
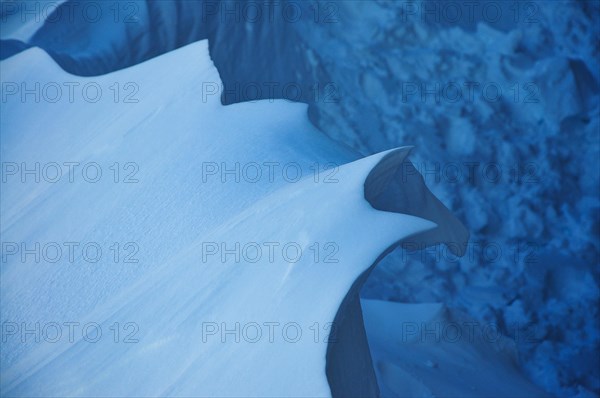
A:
[364,147,469,257]
[326,148,469,397]
[1,0,325,105]
[2,5,471,394]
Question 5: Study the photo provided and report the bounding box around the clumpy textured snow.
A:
[293,3,599,396]
[361,299,549,397]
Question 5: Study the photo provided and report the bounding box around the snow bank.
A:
[1,40,465,396]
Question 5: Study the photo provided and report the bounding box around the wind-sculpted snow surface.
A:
[2,0,598,395]
[0,41,470,396]
[0,0,317,103]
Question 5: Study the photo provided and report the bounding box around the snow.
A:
[362,299,549,397]
[2,0,598,396]
[1,41,438,396]
[0,0,66,42]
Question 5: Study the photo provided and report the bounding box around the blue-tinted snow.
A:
[1,0,598,396]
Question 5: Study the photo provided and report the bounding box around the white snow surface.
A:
[1,38,561,398]
[0,41,439,396]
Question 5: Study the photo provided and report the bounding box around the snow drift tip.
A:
[364,147,469,256]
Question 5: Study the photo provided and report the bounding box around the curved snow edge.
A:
[326,147,470,397]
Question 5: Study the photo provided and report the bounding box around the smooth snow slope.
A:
[0,41,445,396]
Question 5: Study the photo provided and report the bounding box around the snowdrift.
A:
[3,1,597,395]
[1,40,469,396]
